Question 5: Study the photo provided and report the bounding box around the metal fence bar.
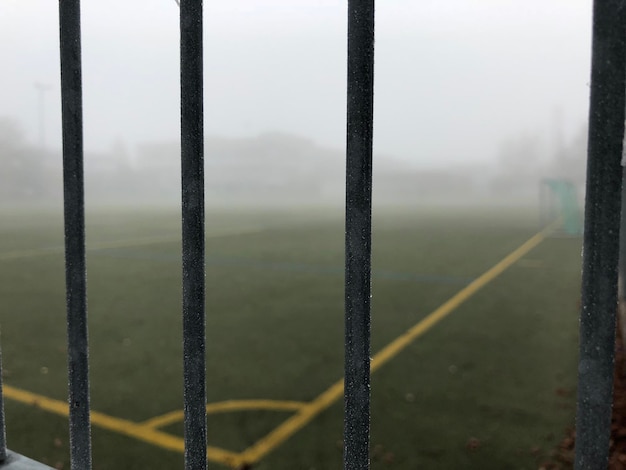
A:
[59,1,92,469]
[0,343,6,463]
[180,1,207,469]
[574,0,626,468]
[344,0,375,469]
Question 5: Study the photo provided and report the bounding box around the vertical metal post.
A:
[0,341,7,463]
[180,1,207,469]
[574,0,626,468]
[59,1,92,469]
[344,1,375,469]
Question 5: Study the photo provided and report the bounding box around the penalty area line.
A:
[238,221,559,465]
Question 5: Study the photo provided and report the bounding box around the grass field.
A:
[0,206,581,469]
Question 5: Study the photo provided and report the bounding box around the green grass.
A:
[0,206,580,469]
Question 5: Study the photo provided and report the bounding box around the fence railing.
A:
[0,1,625,469]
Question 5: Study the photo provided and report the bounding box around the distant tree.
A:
[496,132,545,175]
[549,125,587,185]
[490,132,547,199]
[0,117,46,201]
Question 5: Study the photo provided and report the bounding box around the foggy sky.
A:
[0,0,592,168]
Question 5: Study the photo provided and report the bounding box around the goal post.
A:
[540,178,583,236]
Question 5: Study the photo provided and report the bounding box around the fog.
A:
[0,0,592,208]
[0,5,593,467]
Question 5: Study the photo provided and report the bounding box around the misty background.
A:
[0,0,592,207]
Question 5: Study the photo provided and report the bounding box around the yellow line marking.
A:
[142,400,307,429]
[88,228,263,251]
[0,227,263,261]
[238,222,559,465]
[3,385,242,468]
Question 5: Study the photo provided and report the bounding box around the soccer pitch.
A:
[0,206,581,469]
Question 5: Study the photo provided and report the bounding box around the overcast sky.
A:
[1,0,592,168]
